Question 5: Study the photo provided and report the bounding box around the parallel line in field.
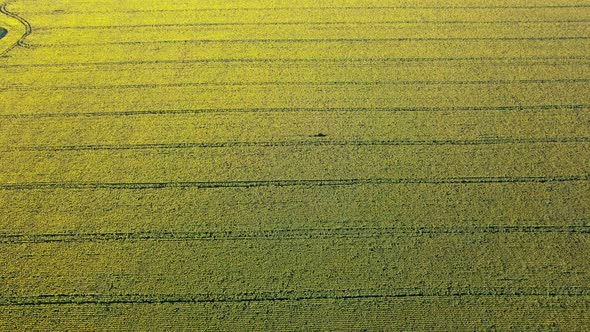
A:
[3,78,588,92]
[2,56,588,68]
[4,137,590,153]
[30,36,590,47]
[0,175,588,191]
[2,225,590,244]
[2,104,588,119]
[3,287,590,306]
[32,20,590,30]
[16,4,590,15]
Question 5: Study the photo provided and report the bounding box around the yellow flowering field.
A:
[1,0,589,329]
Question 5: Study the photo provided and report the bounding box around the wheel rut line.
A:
[17,4,590,15]
[3,137,590,153]
[1,104,588,119]
[0,175,588,191]
[31,19,590,31]
[29,35,590,47]
[3,287,590,306]
[1,56,589,68]
[3,78,589,92]
[1,225,590,244]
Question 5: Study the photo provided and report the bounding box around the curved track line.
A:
[0,4,31,55]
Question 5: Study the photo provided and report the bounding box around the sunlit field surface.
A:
[1,0,590,330]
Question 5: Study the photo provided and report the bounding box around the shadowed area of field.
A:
[0,0,589,330]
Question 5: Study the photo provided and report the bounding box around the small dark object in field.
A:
[0,27,7,40]
[313,133,328,137]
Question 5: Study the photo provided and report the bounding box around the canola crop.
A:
[1,0,590,330]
